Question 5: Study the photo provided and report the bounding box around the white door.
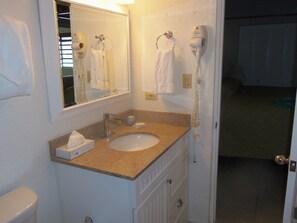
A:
[283,90,297,223]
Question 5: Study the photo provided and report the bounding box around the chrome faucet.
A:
[103,113,125,137]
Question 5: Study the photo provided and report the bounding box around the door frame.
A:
[209,0,225,222]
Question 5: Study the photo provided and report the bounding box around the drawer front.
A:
[134,134,188,206]
[169,182,188,223]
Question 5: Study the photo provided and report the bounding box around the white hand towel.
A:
[155,48,175,94]
[0,14,34,99]
[90,48,109,90]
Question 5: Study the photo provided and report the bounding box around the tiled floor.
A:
[216,156,287,223]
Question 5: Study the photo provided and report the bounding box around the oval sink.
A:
[109,133,159,152]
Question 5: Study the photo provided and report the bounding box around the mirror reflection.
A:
[56,0,129,108]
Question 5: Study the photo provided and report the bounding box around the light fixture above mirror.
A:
[112,0,134,4]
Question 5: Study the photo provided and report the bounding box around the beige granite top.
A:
[49,110,190,180]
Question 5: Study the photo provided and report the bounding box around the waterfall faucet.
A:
[103,113,125,137]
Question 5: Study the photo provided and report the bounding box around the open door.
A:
[212,1,297,222]
[282,90,297,223]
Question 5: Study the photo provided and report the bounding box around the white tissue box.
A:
[56,139,95,160]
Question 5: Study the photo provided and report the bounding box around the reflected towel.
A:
[155,48,175,94]
[105,50,116,91]
[0,14,34,99]
[90,48,109,90]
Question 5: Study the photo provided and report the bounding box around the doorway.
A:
[215,0,297,222]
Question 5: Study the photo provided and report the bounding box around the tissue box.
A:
[56,139,95,160]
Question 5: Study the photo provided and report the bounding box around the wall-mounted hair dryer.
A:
[72,32,88,59]
[189,26,208,137]
[189,25,207,57]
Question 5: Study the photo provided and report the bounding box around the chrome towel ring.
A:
[95,34,105,41]
[156,31,175,49]
[94,34,105,50]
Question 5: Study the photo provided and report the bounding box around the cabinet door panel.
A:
[134,177,167,223]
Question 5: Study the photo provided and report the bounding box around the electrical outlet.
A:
[145,92,158,100]
[183,73,192,89]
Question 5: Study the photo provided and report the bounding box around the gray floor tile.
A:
[216,204,255,223]
[254,196,285,223]
[216,157,286,223]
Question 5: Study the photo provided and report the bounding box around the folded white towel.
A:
[90,48,109,90]
[0,14,34,99]
[155,48,175,94]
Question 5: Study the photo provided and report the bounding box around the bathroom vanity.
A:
[55,132,188,223]
[50,112,190,223]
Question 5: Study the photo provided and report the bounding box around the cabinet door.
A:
[167,152,188,200]
[134,177,168,223]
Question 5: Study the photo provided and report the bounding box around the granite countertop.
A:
[50,122,190,180]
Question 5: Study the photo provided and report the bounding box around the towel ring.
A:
[95,34,105,41]
[156,31,175,49]
[95,34,105,50]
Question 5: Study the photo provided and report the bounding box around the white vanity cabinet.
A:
[56,133,188,223]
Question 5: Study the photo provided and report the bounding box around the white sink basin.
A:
[109,133,160,152]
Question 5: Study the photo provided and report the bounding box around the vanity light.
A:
[71,0,134,7]
[68,0,126,14]
[112,0,134,4]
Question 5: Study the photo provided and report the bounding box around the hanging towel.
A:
[90,48,109,90]
[105,50,116,91]
[0,14,34,99]
[155,48,175,94]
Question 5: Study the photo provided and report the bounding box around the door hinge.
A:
[290,160,297,172]
[215,122,218,129]
[294,207,297,219]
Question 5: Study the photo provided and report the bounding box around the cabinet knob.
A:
[176,198,183,207]
[167,179,172,184]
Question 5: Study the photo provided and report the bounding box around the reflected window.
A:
[59,35,73,67]
[56,0,76,107]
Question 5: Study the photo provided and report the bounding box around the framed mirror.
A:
[38,0,130,121]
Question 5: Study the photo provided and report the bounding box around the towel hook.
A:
[95,34,105,50]
[156,31,175,49]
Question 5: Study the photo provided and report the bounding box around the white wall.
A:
[0,0,132,222]
[129,0,217,222]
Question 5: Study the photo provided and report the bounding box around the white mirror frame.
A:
[38,0,131,122]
